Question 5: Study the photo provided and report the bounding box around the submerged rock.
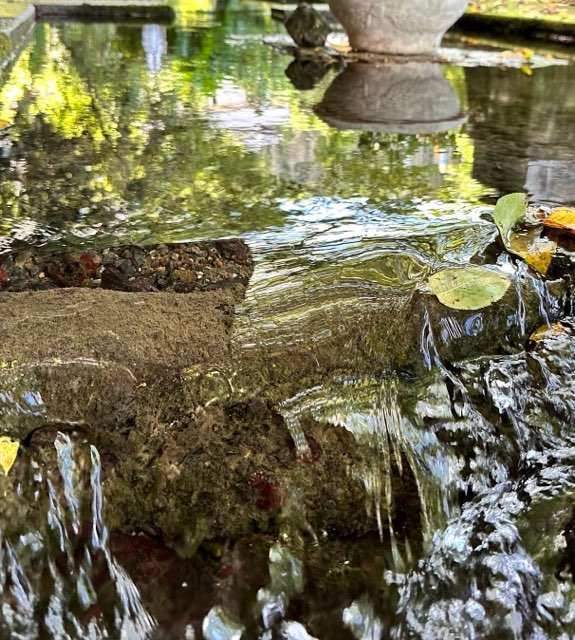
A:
[0,240,253,294]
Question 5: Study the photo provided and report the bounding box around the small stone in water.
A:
[215,239,250,265]
[285,4,330,48]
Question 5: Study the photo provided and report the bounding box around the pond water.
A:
[0,1,575,639]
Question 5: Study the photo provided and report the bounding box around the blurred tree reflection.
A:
[0,14,482,251]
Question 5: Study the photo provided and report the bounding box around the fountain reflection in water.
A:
[314,62,467,135]
[0,433,155,639]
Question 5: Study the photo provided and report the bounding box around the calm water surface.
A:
[1,2,575,638]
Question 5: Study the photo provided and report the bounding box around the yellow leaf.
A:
[521,48,534,60]
[520,66,533,76]
[543,208,575,235]
[0,437,19,475]
[507,227,557,275]
[0,119,9,130]
[326,33,351,53]
[529,322,567,348]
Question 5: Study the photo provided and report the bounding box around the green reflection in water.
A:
[0,9,487,253]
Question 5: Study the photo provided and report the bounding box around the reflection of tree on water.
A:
[0,16,486,253]
[0,23,292,246]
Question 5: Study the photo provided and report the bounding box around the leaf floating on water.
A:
[521,48,534,60]
[0,436,19,475]
[492,192,528,241]
[326,33,351,53]
[543,208,575,236]
[506,227,557,275]
[427,266,511,311]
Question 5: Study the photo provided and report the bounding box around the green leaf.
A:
[427,266,511,311]
[493,192,528,240]
[492,193,557,274]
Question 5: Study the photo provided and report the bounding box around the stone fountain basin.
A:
[325,0,469,55]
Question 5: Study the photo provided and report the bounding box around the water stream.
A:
[0,433,154,638]
[0,2,575,638]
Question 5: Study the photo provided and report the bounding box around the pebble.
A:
[0,240,253,293]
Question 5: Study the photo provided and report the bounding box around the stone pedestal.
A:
[327,0,468,54]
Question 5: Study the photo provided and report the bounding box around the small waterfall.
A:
[513,273,528,336]
[0,433,155,639]
[278,372,463,568]
[392,321,575,638]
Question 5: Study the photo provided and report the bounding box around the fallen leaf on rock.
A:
[520,48,534,60]
[543,208,575,236]
[0,436,19,475]
[427,266,511,310]
[493,193,557,273]
[528,322,567,348]
[506,227,557,275]
[493,192,528,240]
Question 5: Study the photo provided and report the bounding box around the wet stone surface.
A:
[0,239,253,293]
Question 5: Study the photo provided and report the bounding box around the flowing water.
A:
[0,1,575,638]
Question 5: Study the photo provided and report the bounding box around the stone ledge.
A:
[0,3,34,69]
[453,12,575,43]
[33,1,175,23]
